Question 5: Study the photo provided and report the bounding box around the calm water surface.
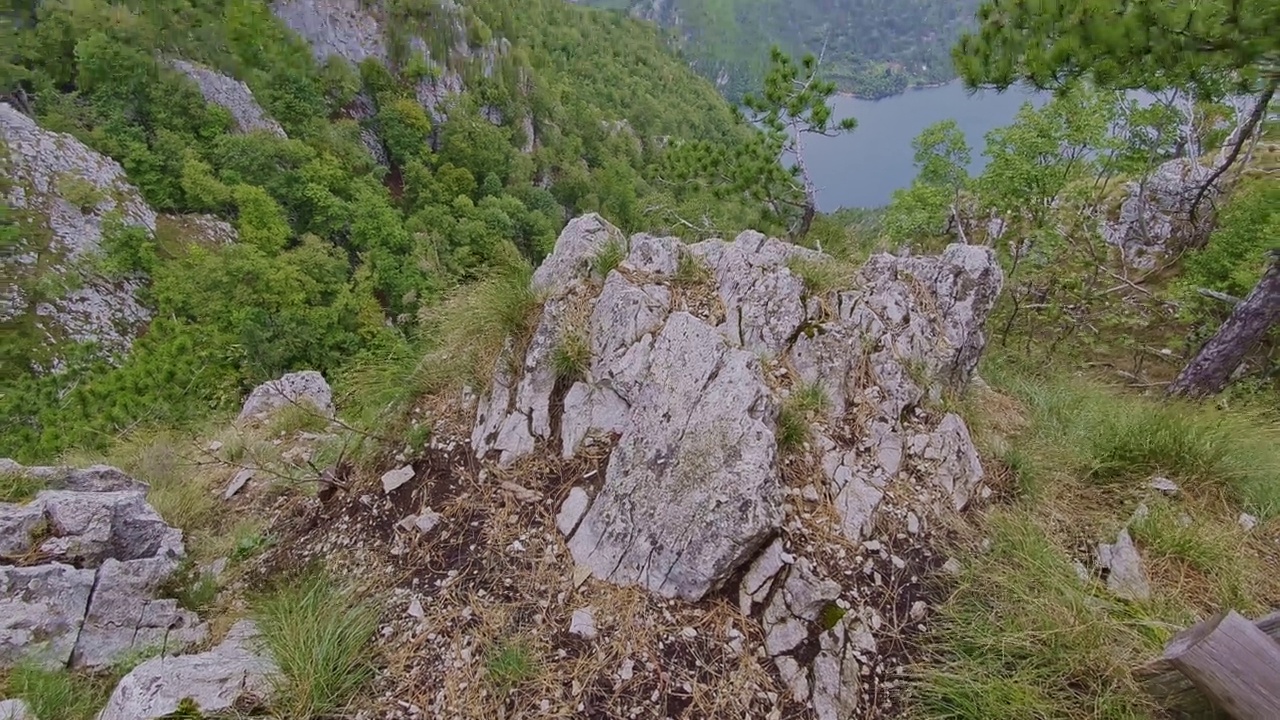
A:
[803,81,1049,210]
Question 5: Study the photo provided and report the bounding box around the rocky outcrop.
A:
[1102,157,1219,271]
[170,60,286,137]
[1,102,155,362]
[97,620,279,720]
[0,462,205,670]
[472,216,1003,715]
[238,370,335,423]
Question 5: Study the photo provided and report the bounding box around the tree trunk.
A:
[1167,255,1280,398]
[1162,611,1280,719]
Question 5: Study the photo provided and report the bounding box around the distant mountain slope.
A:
[583,0,981,99]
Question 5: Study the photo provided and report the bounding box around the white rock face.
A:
[97,620,279,720]
[1103,157,1218,271]
[1,102,156,361]
[471,216,1004,714]
[1096,528,1151,602]
[170,60,286,137]
[0,465,204,670]
[238,370,334,422]
[0,699,33,720]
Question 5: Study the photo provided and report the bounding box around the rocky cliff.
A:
[254,214,1004,718]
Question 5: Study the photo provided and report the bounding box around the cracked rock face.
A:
[170,60,286,138]
[0,461,205,670]
[471,215,1003,714]
[98,620,278,720]
[1,102,155,362]
[238,370,335,423]
[1102,157,1218,271]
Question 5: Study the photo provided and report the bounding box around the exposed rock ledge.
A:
[0,462,206,670]
[472,215,1003,716]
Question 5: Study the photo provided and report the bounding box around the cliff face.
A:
[2,103,158,364]
[1,104,237,369]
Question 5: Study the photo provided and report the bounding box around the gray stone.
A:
[97,620,278,720]
[170,60,285,137]
[1149,476,1179,495]
[1096,529,1151,602]
[381,465,415,494]
[0,563,95,669]
[223,468,253,500]
[1103,158,1219,271]
[73,558,205,669]
[0,699,33,720]
[238,370,334,422]
[811,624,861,720]
[531,213,624,292]
[555,488,591,537]
[1238,512,1258,531]
[739,538,789,615]
[565,313,782,600]
[569,607,597,640]
[690,231,819,355]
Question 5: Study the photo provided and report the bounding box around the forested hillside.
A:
[582,0,980,99]
[0,0,763,461]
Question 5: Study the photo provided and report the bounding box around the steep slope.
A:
[583,0,981,99]
[0,0,749,462]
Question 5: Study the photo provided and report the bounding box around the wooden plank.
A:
[1137,611,1280,719]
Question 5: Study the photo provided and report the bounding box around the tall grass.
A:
[776,383,830,452]
[0,470,43,503]
[253,572,379,719]
[983,363,1280,518]
[909,513,1157,720]
[3,663,114,720]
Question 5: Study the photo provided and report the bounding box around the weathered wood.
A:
[1167,255,1280,398]
[1138,611,1280,719]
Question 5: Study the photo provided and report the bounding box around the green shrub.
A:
[56,174,105,211]
[776,383,829,452]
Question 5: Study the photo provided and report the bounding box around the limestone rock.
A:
[0,564,95,669]
[569,607,597,640]
[565,313,782,600]
[0,699,33,720]
[97,620,278,720]
[1103,158,1218,271]
[170,60,285,137]
[1096,528,1151,602]
[238,370,334,422]
[555,488,591,537]
[0,461,147,494]
[532,213,624,293]
[1,102,155,362]
[0,472,204,670]
[380,465,415,494]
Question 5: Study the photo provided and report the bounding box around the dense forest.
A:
[582,0,980,99]
[0,0,776,461]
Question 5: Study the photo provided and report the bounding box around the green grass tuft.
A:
[982,363,1280,517]
[253,572,379,719]
[673,250,712,287]
[0,470,44,503]
[551,332,591,382]
[776,383,829,453]
[3,662,115,720]
[786,256,851,296]
[591,238,627,278]
[484,638,540,691]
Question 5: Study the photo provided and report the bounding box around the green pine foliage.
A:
[0,0,768,462]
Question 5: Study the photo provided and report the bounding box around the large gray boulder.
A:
[472,216,1003,715]
[97,620,278,720]
[238,370,334,422]
[170,60,286,138]
[1102,157,1218,271]
[0,469,205,670]
[0,102,155,362]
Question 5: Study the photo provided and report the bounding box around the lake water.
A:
[804,81,1049,210]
